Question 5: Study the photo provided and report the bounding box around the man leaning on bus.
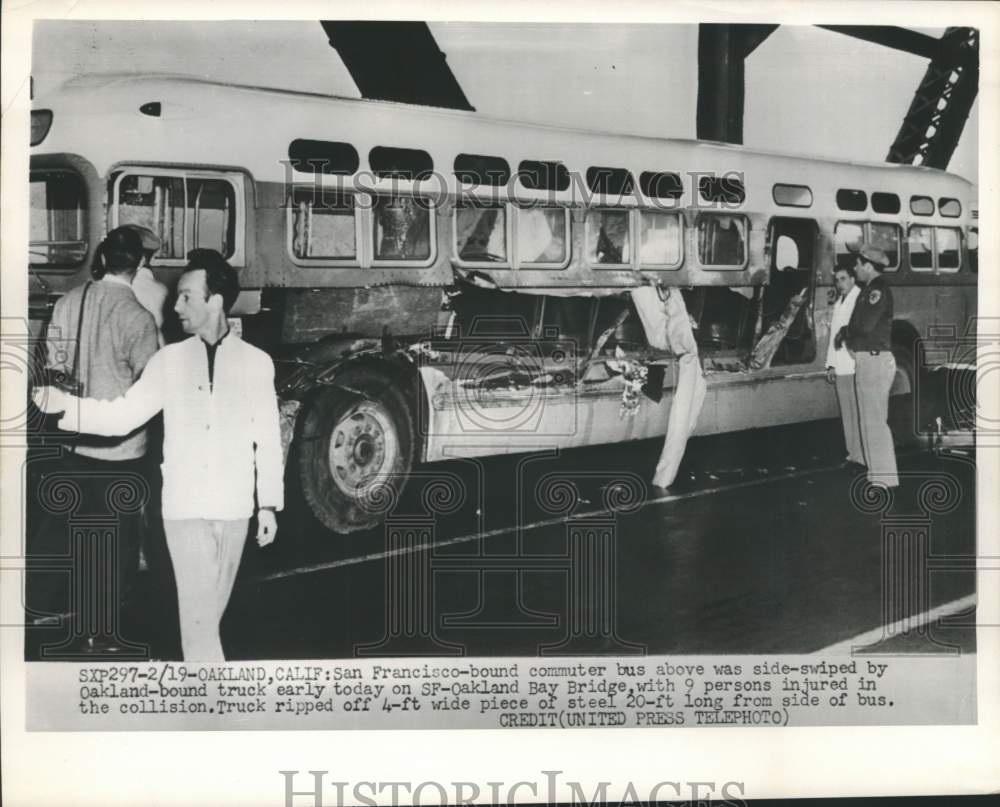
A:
[33,249,284,661]
[835,243,899,489]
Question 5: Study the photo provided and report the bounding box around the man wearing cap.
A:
[835,243,900,489]
[31,226,159,647]
[35,249,284,661]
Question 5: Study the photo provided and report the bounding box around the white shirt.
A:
[60,333,284,520]
[130,266,169,345]
[826,284,861,376]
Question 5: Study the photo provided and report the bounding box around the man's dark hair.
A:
[93,227,144,277]
[834,263,856,279]
[183,249,240,313]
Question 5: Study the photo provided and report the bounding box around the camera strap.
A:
[65,281,91,455]
[70,281,92,383]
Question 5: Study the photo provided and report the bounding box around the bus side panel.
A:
[278,286,445,343]
[694,373,838,437]
[420,365,840,462]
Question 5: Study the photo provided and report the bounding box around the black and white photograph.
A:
[2,2,998,805]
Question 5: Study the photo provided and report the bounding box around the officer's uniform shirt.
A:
[845,274,893,352]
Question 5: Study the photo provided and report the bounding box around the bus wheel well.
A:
[890,320,921,392]
[889,320,922,446]
[891,321,921,361]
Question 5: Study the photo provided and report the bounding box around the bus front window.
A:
[29,170,88,267]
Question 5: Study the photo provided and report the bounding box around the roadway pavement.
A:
[24,414,978,662]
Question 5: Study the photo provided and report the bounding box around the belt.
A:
[869,350,882,356]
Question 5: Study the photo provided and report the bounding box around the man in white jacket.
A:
[826,263,864,467]
[35,249,283,661]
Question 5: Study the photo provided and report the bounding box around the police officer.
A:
[835,243,899,488]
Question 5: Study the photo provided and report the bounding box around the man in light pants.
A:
[35,249,284,660]
[825,263,864,468]
[836,243,900,489]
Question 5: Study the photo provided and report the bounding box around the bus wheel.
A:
[298,369,414,534]
[890,342,920,448]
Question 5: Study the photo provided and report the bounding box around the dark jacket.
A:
[845,274,893,352]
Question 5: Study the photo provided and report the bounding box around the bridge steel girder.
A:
[321,21,474,111]
[696,24,778,144]
[884,27,979,169]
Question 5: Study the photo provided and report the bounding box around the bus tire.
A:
[297,369,414,534]
[890,341,920,449]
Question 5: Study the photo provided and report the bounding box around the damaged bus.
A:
[29,75,978,532]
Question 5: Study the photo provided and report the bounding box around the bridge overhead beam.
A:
[696,24,778,144]
[321,21,474,111]
[817,26,949,62]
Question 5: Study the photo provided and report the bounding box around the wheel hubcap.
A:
[328,402,398,497]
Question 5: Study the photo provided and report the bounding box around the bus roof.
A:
[33,73,974,219]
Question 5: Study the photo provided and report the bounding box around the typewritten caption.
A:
[28,655,975,730]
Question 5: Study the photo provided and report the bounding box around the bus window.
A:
[288,139,359,175]
[515,207,569,267]
[834,221,864,268]
[699,176,746,205]
[639,211,682,268]
[455,203,507,264]
[586,167,634,196]
[836,189,867,212]
[117,174,184,258]
[939,198,962,218]
[696,214,747,268]
[30,170,88,267]
[968,228,978,273]
[372,196,433,262]
[871,192,901,214]
[518,161,570,192]
[640,171,683,201]
[454,154,511,186]
[370,146,433,180]
[908,225,934,271]
[587,209,630,267]
[289,188,356,261]
[936,227,961,272]
[772,184,812,208]
[189,178,236,256]
[114,172,238,261]
[869,222,901,271]
[774,234,799,269]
